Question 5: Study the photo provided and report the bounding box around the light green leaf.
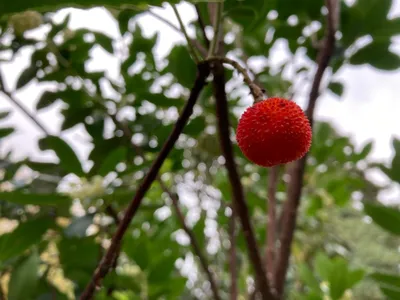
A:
[364,202,400,235]
[8,251,40,300]
[39,135,84,176]
[0,217,54,262]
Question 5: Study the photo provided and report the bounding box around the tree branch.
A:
[195,4,210,47]
[171,4,201,64]
[266,166,279,288]
[79,63,210,300]
[229,208,238,300]
[212,62,275,300]
[274,0,339,297]
[146,10,207,58]
[0,70,50,136]
[208,1,223,57]
[159,181,221,300]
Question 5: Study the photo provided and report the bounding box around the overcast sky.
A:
[1,1,399,202]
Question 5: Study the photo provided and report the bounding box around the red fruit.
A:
[236,97,312,167]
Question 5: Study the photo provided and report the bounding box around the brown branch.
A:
[274,0,339,297]
[212,62,275,300]
[229,208,238,300]
[266,166,279,288]
[159,181,221,300]
[79,63,210,300]
[195,4,210,48]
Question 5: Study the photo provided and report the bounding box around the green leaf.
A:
[97,147,127,176]
[94,32,114,54]
[0,217,54,262]
[144,93,185,108]
[350,41,400,70]
[192,215,206,250]
[147,255,176,284]
[0,127,15,138]
[183,116,206,137]
[381,286,400,299]
[0,110,11,119]
[328,81,344,97]
[0,191,71,206]
[297,264,321,292]
[8,251,40,300]
[0,0,172,17]
[382,138,400,183]
[16,63,38,89]
[64,214,94,238]
[58,236,100,285]
[355,141,373,160]
[314,252,332,280]
[164,45,196,88]
[364,202,400,235]
[328,257,349,300]
[370,272,400,289]
[39,135,84,176]
[36,90,61,110]
[123,234,149,270]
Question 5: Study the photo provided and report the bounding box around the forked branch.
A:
[80,63,210,300]
[274,0,339,297]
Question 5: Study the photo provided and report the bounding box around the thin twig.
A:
[146,10,207,58]
[207,1,223,57]
[229,208,238,300]
[0,71,50,136]
[159,180,221,300]
[195,4,210,47]
[211,62,275,300]
[80,63,210,300]
[266,166,279,289]
[274,0,339,297]
[205,56,264,102]
[171,4,201,64]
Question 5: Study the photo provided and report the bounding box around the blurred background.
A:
[0,0,400,299]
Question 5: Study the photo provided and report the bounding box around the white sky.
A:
[1,1,400,202]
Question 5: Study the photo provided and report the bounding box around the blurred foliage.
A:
[0,0,399,299]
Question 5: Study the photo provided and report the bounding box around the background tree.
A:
[0,0,400,300]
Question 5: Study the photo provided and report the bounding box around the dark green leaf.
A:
[36,90,61,110]
[381,286,400,299]
[0,217,54,262]
[164,45,196,88]
[16,63,38,89]
[183,117,205,137]
[94,32,113,53]
[123,234,149,270]
[8,251,40,300]
[364,202,400,235]
[350,41,400,70]
[39,135,84,176]
[64,214,94,238]
[97,147,127,176]
[370,272,400,290]
[144,93,185,108]
[0,127,15,138]
[147,255,176,284]
[58,236,100,285]
[0,191,71,206]
[328,81,344,97]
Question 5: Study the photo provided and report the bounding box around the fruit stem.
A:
[206,56,264,102]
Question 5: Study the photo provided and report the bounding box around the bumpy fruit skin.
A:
[236,97,312,167]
